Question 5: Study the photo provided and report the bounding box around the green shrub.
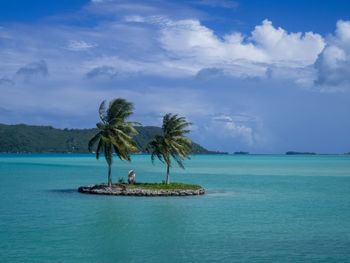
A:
[117,177,125,184]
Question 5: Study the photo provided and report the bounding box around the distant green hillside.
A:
[0,123,226,154]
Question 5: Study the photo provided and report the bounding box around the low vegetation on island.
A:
[79,98,205,196]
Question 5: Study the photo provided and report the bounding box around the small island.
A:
[79,98,205,197]
[79,182,205,196]
[286,151,316,155]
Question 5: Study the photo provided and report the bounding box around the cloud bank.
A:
[0,0,349,153]
[315,20,350,89]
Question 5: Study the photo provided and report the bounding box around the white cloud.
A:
[314,20,350,88]
[211,114,254,145]
[0,12,328,83]
[152,18,325,77]
[251,20,325,67]
[159,18,266,63]
[124,15,146,23]
[67,40,96,51]
[213,115,234,122]
[225,121,253,144]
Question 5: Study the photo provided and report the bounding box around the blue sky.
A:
[0,0,349,153]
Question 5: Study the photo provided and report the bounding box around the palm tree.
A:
[88,98,140,187]
[146,113,192,184]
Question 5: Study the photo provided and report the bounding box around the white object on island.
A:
[128,170,136,184]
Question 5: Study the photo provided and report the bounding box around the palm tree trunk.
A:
[166,165,170,185]
[108,164,112,187]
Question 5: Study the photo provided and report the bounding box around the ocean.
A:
[0,154,350,262]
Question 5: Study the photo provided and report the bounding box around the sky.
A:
[0,0,350,154]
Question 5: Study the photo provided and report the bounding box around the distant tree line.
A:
[0,123,226,154]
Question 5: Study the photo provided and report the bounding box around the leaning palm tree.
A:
[146,113,192,184]
[88,98,140,187]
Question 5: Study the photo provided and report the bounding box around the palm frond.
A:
[124,121,142,126]
[107,98,134,122]
[99,100,107,123]
[96,139,103,160]
[96,122,105,131]
[88,133,101,152]
[147,113,192,171]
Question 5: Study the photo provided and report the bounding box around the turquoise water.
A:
[1,154,350,262]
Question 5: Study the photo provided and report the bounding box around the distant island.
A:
[286,151,316,155]
[234,151,249,155]
[0,123,227,154]
[286,151,350,155]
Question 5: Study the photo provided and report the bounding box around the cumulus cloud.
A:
[67,40,96,51]
[154,18,325,77]
[314,20,350,88]
[211,114,254,145]
[251,20,325,66]
[15,60,48,80]
[159,18,266,64]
